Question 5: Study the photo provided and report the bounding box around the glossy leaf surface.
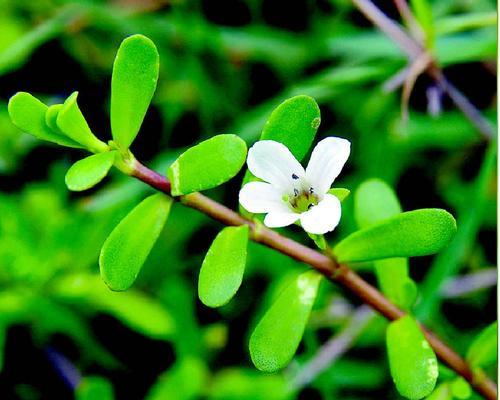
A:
[198,226,249,308]
[111,34,159,150]
[249,271,321,372]
[386,315,438,399]
[65,151,117,192]
[168,134,247,196]
[100,194,172,291]
[334,209,457,262]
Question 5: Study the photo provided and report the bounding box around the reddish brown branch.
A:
[131,160,497,400]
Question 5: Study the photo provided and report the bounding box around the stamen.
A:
[307,203,314,210]
[309,187,314,194]
[292,173,299,180]
[294,188,299,197]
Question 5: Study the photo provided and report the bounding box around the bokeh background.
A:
[0,0,496,399]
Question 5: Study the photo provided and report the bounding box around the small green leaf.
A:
[57,92,108,153]
[328,188,351,202]
[386,315,438,399]
[100,194,172,291]
[8,92,81,148]
[466,321,497,368]
[334,209,457,263]
[198,225,249,308]
[354,179,402,228]
[76,376,114,400]
[45,104,63,132]
[65,151,117,192]
[168,134,247,196]
[111,34,159,150]
[261,95,320,161]
[249,270,321,372]
[450,377,472,399]
[307,232,327,250]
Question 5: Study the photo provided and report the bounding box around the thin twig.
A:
[131,160,497,400]
[290,305,374,389]
[441,268,497,298]
[351,0,496,140]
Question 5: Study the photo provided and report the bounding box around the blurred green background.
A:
[0,0,496,399]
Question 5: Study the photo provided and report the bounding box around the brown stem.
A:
[131,160,497,400]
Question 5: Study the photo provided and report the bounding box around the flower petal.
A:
[305,137,350,195]
[239,182,286,213]
[300,194,341,234]
[247,140,305,192]
[264,211,300,228]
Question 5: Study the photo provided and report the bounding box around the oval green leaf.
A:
[249,270,321,372]
[386,315,438,399]
[198,225,249,308]
[100,194,172,291]
[65,151,117,192]
[466,321,497,368]
[328,187,351,202]
[111,34,159,150]
[168,134,247,196]
[57,92,108,153]
[8,92,81,148]
[261,95,320,161]
[334,209,457,263]
[354,178,402,228]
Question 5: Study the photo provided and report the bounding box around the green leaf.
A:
[100,194,172,291]
[261,95,320,161]
[76,376,114,400]
[57,92,108,153]
[8,92,81,148]
[198,225,249,308]
[386,315,438,399]
[168,134,247,196]
[334,209,457,263]
[354,179,402,228]
[65,151,117,192]
[374,258,417,310]
[466,321,497,368]
[249,270,321,372]
[145,358,208,400]
[354,179,416,310]
[45,104,63,132]
[111,34,159,150]
[450,377,472,400]
[328,187,350,202]
[307,232,327,250]
[410,0,434,46]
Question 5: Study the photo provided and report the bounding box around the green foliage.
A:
[65,151,117,191]
[466,321,497,368]
[111,34,159,150]
[260,95,320,161]
[198,225,249,308]
[450,377,472,399]
[328,187,350,202]
[249,271,321,372]
[168,134,247,196]
[76,376,114,400]
[386,315,438,399]
[145,358,208,400]
[354,179,417,310]
[8,92,81,148]
[57,92,108,153]
[100,194,172,291]
[334,209,457,263]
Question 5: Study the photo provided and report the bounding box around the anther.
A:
[294,188,299,196]
[292,173,299,180]
[309,187,314,194]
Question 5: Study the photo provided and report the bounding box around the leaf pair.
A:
[8,91,107,152]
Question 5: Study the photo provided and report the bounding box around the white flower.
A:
[239,137,350,235]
